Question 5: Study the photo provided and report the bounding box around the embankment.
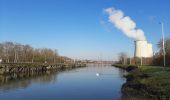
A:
[0,63,86,75]
[113,64,170,100]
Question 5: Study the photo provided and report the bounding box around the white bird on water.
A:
[96,73,100,77]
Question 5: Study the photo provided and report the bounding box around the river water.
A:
[0,64,126,100]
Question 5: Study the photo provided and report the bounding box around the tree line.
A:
[153,38,170,66]
[0,42,70,64]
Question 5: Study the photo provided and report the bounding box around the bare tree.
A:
[158,38,170,55]
[118,52,128,64]
[0,41,68,64]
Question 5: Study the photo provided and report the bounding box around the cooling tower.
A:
[134,41,153,58]
[147,43,153,57]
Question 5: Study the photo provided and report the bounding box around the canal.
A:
[0,64,126,100]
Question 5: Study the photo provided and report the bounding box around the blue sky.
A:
[0,0,170,60]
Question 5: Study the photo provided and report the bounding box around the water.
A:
[0,64,126,100]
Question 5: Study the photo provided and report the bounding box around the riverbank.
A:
[113,64,170,99]
[0,63,86,75]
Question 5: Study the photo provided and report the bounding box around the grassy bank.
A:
[113,64,170,99]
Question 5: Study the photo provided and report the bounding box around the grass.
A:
[113,64,170,98]
[138,66,170,95]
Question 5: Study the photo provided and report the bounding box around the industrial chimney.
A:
[134,40,153,58]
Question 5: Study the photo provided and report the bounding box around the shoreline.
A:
[0,63,86,75]
[113,64,170,99]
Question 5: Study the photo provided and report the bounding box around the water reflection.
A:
[0,64,127,100]
[0,71,58,92]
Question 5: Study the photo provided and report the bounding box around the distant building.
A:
[134,40,153,58]
[0,59,2,63]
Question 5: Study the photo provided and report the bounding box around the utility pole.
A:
[160,22,166,67]
[140,47,142,66]
[141,57,143,66]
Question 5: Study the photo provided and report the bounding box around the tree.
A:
[0,41,61,64]
[157,38,170,66]
[158,38,170,55]
[118,52,128,64]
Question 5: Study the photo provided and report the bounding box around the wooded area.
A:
[153,38,170,66]
[0,42,70,63]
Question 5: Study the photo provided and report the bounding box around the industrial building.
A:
[134,40,153,58]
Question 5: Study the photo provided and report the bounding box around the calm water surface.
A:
[0,64,126,100]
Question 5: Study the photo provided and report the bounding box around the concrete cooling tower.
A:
[134,40,153,58]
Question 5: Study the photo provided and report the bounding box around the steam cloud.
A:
[105,8,146,41]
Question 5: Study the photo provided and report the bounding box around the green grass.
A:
[114,64,170,97]
[138,66,170,95]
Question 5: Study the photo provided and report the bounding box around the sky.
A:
[0,0,170,60]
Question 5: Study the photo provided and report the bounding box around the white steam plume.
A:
[105,8,146,41]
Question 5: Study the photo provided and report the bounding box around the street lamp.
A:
[160,22,166,67]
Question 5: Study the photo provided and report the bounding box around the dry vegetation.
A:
[0,42,72,64]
